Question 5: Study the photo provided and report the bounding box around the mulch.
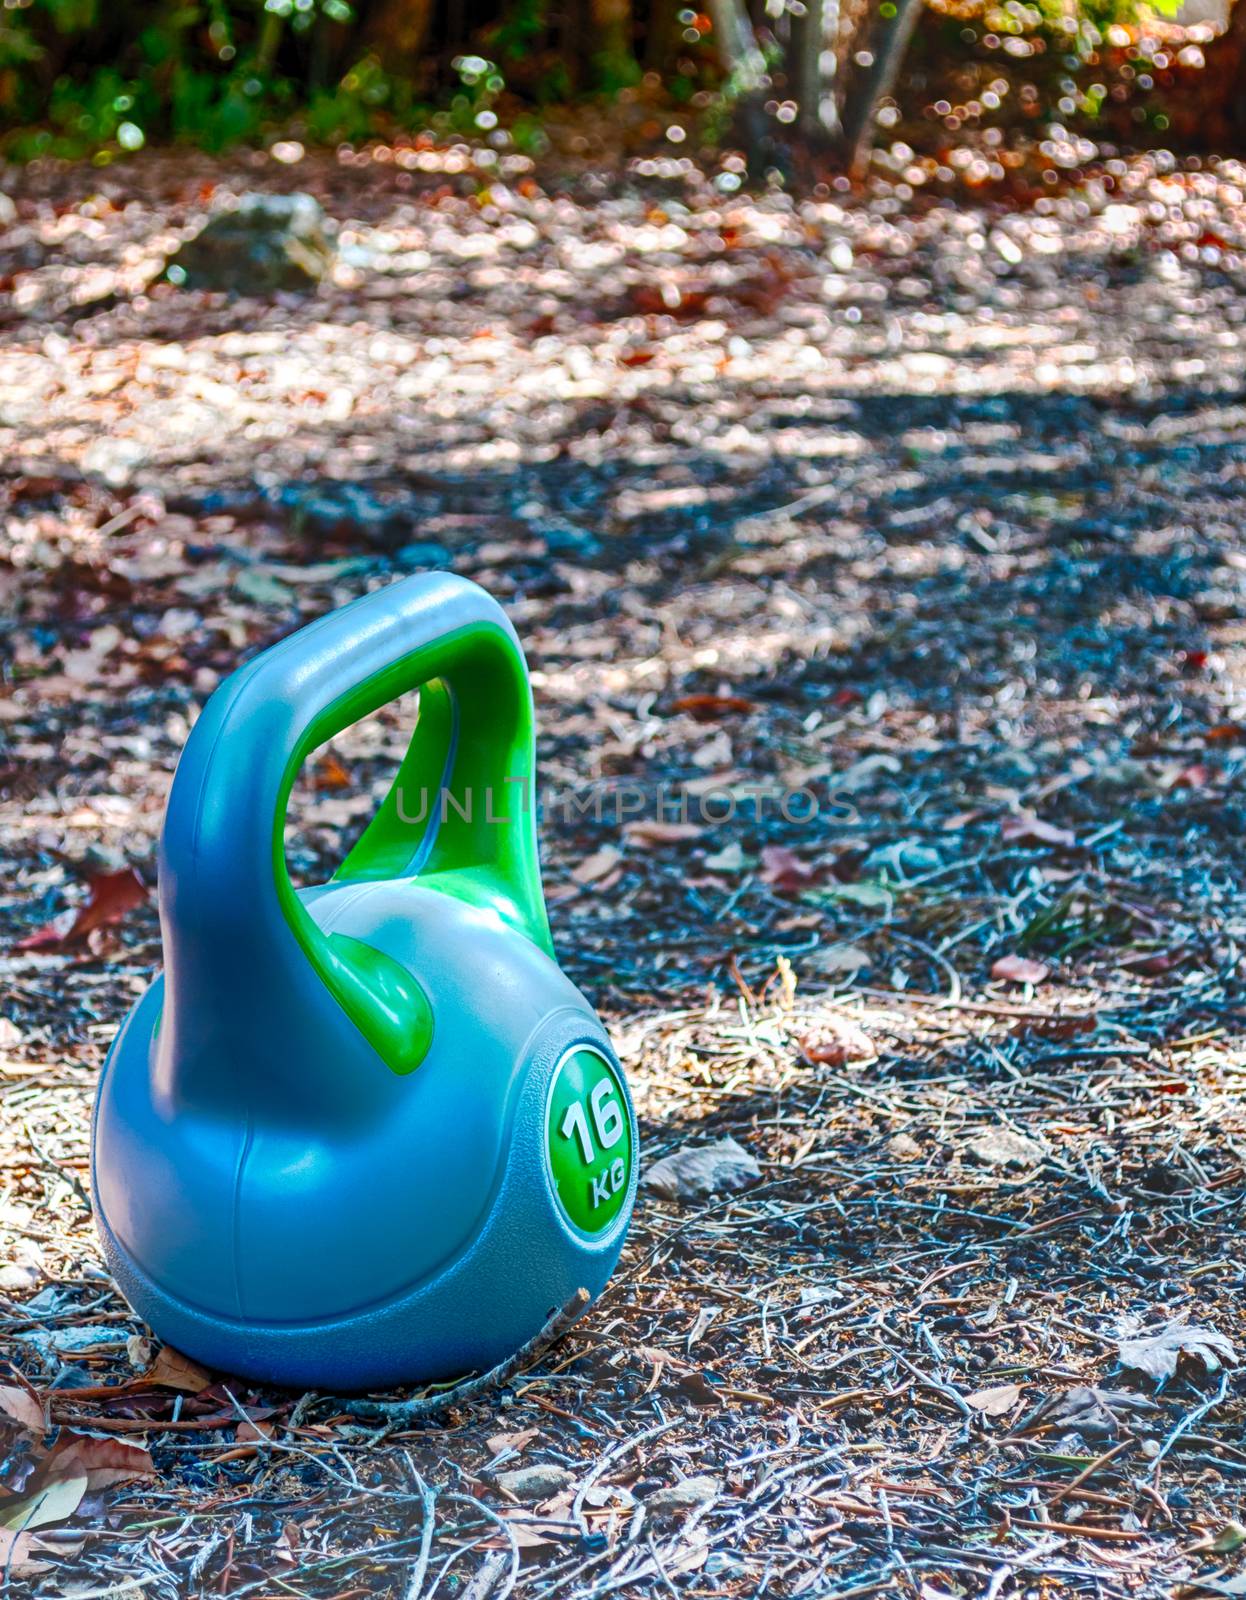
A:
[1,142,1245,1597]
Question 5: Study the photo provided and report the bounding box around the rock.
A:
[964,1129,1045,1170]
[494,1464,574,1503]
[0,193,16,226]
[166,193,334,295]
[643,1476,720,1519]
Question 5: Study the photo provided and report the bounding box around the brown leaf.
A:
[0,1385,43,1434]
[486,1427,539,1458]
[991,955,1050,985]
[313,753,352,790]
[672,1370,722,1407]
[669,693,754,722]
[1012,1010,1095,1041]
[760,846,817,892]
[1117,1320,1235,1383]
[799,1016,877,1067]
[0,1527,47,1577]
[571,846,624,886]
[622,820,703,847]
[966,1382,1023,1417]
[1000,814,1076,851]
[41,1432,155,1490]
[16,868,148,952]
[146,1346,212,1394]
[1118,946,1189,976]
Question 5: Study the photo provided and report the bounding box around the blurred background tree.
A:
[0,0,1240,170]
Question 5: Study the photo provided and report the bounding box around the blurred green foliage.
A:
[0,0,1204,161]
[0,0,435,157]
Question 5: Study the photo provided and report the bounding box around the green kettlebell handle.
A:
[160,575,551,1082]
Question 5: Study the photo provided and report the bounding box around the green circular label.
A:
[546,1049,632,1235]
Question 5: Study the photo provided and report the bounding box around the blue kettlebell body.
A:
[91,575,636,1390]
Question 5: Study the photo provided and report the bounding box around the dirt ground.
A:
[2,144,1246,1598]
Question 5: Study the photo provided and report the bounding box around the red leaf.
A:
[16,868,147,953]
[669,693,754,722]
[991,955,1050,985]
[760,846,817,892]
[999,814,1076,851]
[1174,763,1211,789]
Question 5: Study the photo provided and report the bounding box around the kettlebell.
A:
[92,574,636,1390]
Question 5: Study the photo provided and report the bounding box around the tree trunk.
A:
[1223,0,1246,143]
[363,0,435,73]
[590,0,638,88]
[707,0,771,160]
[791,0,842,144]
[1164,0,1246,152]
[837,0,923,174]
[644,0,671,72]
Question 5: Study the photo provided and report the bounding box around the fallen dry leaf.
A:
[16,868,148,952]
[313,753,353,790]
[0,1474,87,1532]
[622,820,703,847]
[643,1136,762,1202]
[799,1015,876,1067]
[760,845,817,892]
[1117,1319,1236,1383]
[146,1345,213,1394]
[965,1382,1023,1417]
[669,693,753,721]
[1000,813,1076,850]
[0,1384,43,1434]
[487,1427,539,1458]
[1034,1384,1160,1438]
[41,1432,155,1489]
[0,1527,47,1577]
[571,845,624,886]
[991,954,1050,985]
